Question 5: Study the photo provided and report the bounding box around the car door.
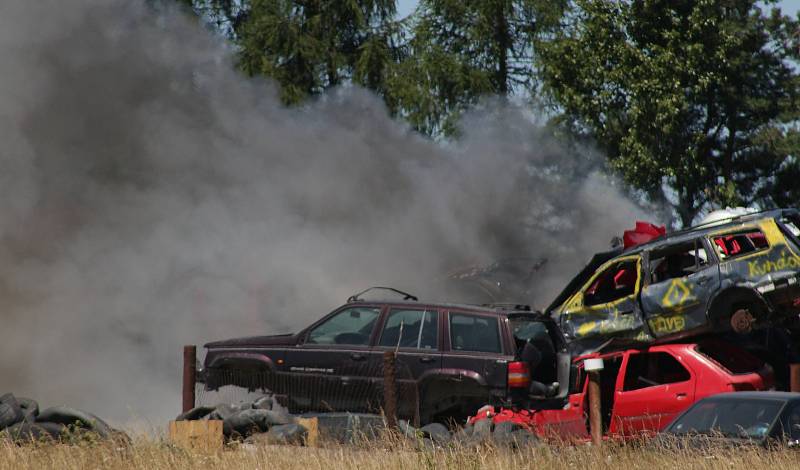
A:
[534,363,590,440]
[639,239,720,338]
[443,311,509,399]
[558,255,647,342]
[373,306,442,418]
[609,349,695,437]
[283,305,383,413]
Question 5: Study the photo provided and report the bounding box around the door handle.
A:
[696,277,711,285]
[676,392,687,400]
[419,356,435,364]
[350,353,366,361]
[619,309,634,315]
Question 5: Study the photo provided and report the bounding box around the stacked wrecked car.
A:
[197,208,800,443]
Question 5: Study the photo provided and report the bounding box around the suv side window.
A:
[711,229,769,261]
[623,352,690,391]
[449,313,501,353]
[306,307,381,346]
[649,239,709,283]
[584,259,639,306]
[379,308,438,349]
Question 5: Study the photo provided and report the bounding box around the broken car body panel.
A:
[549,209,800,352]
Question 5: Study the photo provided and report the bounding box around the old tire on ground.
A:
[36,407,112,438]
[419,422,451,445]
[175,406,215,422]
[4,422,65,442]
[224,409,278,437]
[265,423,307,445]
[730,308,756,334]
[507,428,539,448]
[0,395,24,430]
[17,398,39,422]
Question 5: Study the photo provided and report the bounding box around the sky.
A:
[397,1,800,18]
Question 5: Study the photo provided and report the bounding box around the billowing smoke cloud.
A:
[0,1,647,426]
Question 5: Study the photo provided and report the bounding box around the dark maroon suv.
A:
[199,288,571,424]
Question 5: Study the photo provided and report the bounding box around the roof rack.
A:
[480,303,532,312]
[347,287,418,303]
[670,208,782,238]
[626,207,790,251]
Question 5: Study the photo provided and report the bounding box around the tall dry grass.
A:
[2,435,800,470]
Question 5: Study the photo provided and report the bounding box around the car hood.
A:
[204,333,298,348]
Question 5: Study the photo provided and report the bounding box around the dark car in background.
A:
[658,392,800,448]
[199,288,571,424]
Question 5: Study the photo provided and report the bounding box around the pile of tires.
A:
[0,393,122,443]
[177,394,308,444]
[398,419,541,449]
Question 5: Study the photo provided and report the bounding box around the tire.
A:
[175,406,215,422]
[0,395,23,430]
[224,409,293,438]
[17,397,39,422]
[730,308,756,334]
[3,422,53,442]
[420,422,451,444]
[36,407,112,438]
[264,423,307,445]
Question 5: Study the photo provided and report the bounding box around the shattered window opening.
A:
[712,229,769,261]
[584,260,639,306]
[379,309,438,350]
[449,313,501,353]
[622,351,690,391]
[649,239,709,284]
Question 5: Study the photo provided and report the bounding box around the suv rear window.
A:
[696,342,764,374]
[450,313,501,353]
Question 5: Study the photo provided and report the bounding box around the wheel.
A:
[731,308,756,334]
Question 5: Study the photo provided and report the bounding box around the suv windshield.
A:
[670,399,783,439]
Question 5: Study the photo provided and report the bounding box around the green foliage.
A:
[538,0,800,226]
[388,0,567,136]
[188,0,401,105]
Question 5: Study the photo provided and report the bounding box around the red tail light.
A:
[508,361,531,389]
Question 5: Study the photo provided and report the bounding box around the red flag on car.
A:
[623,221,666,249]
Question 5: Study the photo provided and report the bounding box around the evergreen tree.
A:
[186,0,402,104]
[539,0,800,226]
[388,0,566,136]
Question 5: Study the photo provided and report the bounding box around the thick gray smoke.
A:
[0,1,647,427]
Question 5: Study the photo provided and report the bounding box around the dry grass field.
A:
[2,436,800,470]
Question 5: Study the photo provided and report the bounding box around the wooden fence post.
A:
[183,345,197,413]
[584,358,604,446]
[383,351,398,428]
